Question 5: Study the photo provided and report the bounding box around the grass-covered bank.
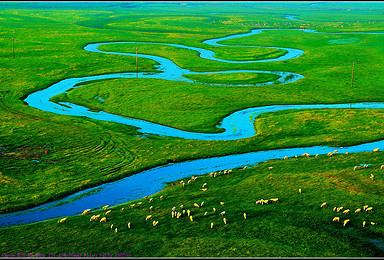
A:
[1,2,384,257]
[1,152,384,257]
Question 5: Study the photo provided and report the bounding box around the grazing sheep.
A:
[100,217,107,223]
[115,228,118,233]
[90,215,100,221]
[202,183,207,188]
[105,210,111,215]
[187,209,191,216]
[220,202,225,205]
[294,155,298,158]
[373,148,380,152]
[370,174,374,180]
[371,222,377,226]
[189,215,193,222]
[160,195,163,200]
[353,166,359,171]
[363,221,366,227]
[243,213,247,219]
[327,152,333,156]
[127,222,131,229]
[363,164,368,168]
[333,207,337,212]
[130,204,135,208]
[180,204,184,208]
[220,211,226,216]
[243,166,247,170]
[332,217,340,222]
[171,211,175,218]
[342,209,350,214]
[211,222,214,229]
[102,205,109,210]
[110,224,114,229]
[194,203,200,208]
[284,156,288,160]
[202,188,208,192]
[223,218,227,225]
[149,206,153,211]
[212,208,216,212]
[81,209,91,215]
[345,152,349,155]
[145,215,152,221]
[336,207,344,212]
[343,219,350,226]
[58,217,67,223]
[172,206,176,211]
[270,198,279,203]
[209,172,214,177]
[201,202,204,207]
[204,211,208,216]
[315,154,319,158]
[153,220,158,226]
[121,207,124,211]
[213,173,217,178]
[333,150,338,154]
[366,207,373,211]
[298,188,302,194]
[268,167,274,170]
[320,202,327,208]
[149,198,153,203]
[302,153,310,157]
[355,208,361,213]
[380,165,384,170]
[182,210,186,215]
[187,180,191,184]
[137,202,142,206]
[363,205,369,210]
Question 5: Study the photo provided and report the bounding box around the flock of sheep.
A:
[56,148,380,235]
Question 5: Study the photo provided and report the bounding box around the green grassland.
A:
[1,1,384,257]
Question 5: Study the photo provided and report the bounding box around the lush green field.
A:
[1,1,384,257]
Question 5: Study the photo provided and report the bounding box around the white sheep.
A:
[363,221,366,227]
[223,218,227,225]
[115,228,118,233]
[332,217,340,222]
[58,217,67,223]
[105,210,111,215]
[373,148,380,152]
[371,222,377,226]
[315,154,319,158]
[212,207,216,212]
[210,222,214,229]
[220,202,225,205]
[320,202,327,207]
[127,222,131,229]
[194,203,200,208]
[355,208,361,213]
[149,198,153,203]
[268,167,274,170]
[189,215,193,222]
[202,188,207,192]
[220,211,225,216]
[380,165,384,170]
[363,205,369,210]
[152,220,158,226]
[81,209,91,215]
[100,217,107,223]
[366,207,373,211]
[187,209,191,216]
[284,156,288,160]
[160,195,163,200]
[342,209,350,214]
[370,174,374,180]
[102,205,109,210]
[110,224,114,229]
[243,213,247,219]
[298,188,302,194]
[270,198,279,203]
[200,201,204,207]
[343,219,350,226]
[145,215,152,221]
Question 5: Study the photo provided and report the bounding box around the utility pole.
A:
[136,47,138,78]
[350,61,355,88]
[350,61,355,109]
[12,37,15,59]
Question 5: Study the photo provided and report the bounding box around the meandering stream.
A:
[1,28,384,228]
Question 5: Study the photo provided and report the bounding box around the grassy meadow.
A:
[1,1,384,257]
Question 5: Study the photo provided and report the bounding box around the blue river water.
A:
[1,28,384,228]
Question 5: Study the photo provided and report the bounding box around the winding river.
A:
[1,28,384,228]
